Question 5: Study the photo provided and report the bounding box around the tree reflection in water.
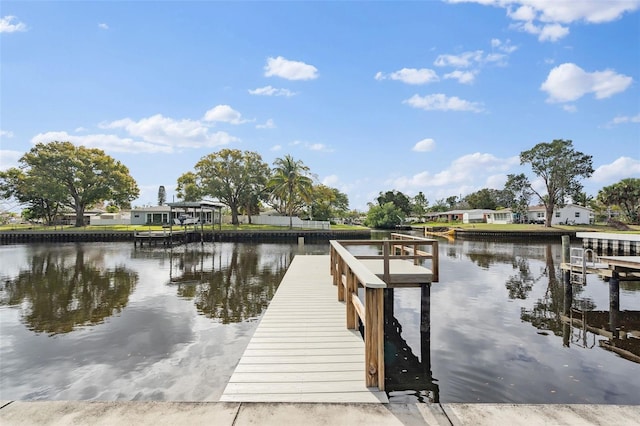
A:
[1,246,138,335]
[168,243,290,323]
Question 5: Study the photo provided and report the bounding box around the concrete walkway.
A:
[2,401,639,425]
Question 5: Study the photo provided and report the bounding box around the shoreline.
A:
[0,229,373,244]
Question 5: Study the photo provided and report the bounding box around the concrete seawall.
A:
[0,229,372,244]
[1,401,639,426]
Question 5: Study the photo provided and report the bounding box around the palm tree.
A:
[268,155,314,229]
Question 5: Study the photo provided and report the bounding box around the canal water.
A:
[1,237,639,404]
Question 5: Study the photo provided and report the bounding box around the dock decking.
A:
[220,255,388,403]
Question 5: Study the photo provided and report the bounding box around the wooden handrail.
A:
[329,241,387,289]
[328,234,439,390]
[329,240,386,390]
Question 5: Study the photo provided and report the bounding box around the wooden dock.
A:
[220,255,388,403]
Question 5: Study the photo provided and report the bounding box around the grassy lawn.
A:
[0,223,370,232]
[1,222,636,233]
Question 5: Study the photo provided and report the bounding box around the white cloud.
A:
[256,119,276,129]
[264,56,318,81]
[609,113,640,126]
[0,130,14,138]
[404,94,484,112]
[308,143,333,152]
[75,127,87,132]
[203,105,250,124]
[322,174,340,187]
[248,85,297,97]
[434,51,484,68]
[449,0,640,41]
[270,144,282,152]
[432,41,514,81]
[537,23,570,42]
[540,63,633,103]
[0,16,27,33]
[388,152,520,193]
[562,104,577,113]
[0,150,22,170]
[98,23,109,30]
[31,131,175,154]
[444,70,476,84]
[375,68,439,85]
[99,112,238,149]
[289,140,333,152]
[387,152,520,196]
[412,138,436,152]
[591,157,640,183]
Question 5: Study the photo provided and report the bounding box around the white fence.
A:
[238,215,330,229]
[89,214,131,226]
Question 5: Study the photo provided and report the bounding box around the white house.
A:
[527,204,593,225]
[462,209,494,224]
[486,205,594,225]
[130,201,226,226]
[486,209,515,224]
[130,206,173,225]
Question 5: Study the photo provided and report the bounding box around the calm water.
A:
[1,237,639,404]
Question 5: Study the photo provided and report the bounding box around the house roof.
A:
[132,200,227,213]
[167,200,226,209]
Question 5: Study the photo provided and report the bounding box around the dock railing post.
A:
[365,286,384,390]
[383,240,390,284]
[337,258,345,302]
[346,270,357,330]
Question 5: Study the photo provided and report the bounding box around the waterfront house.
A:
[130,200,225,226]
[486,205,594,225]
[526,204,594,225]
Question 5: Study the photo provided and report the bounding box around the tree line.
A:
[365,140,639,228]
[1,139,638,228]
[0,142,350,227]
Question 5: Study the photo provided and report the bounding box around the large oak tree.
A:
[0,141,139,226]
[186,149,270,225]
[518,139,593,227]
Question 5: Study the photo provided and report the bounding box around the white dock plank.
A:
[220,255,388,403]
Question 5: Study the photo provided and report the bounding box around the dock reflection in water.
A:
[384,285,439,403]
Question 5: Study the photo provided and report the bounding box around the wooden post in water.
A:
[562,235,572,347]
[420,283,431,366]
[382,240,390,284]
[610,270,620,339]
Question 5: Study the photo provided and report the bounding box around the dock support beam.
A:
[609,271,620,339]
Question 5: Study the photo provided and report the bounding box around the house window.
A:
[555,212,560,218]
[575,212,580,218]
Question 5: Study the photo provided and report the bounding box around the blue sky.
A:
[1,1,639,211]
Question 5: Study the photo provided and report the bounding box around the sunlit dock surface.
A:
[220,255,388,403]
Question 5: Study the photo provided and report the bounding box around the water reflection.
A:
[166,243,290,323]
[1,246,138,334]
[561,275,640,363]
[385,286,439,403]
